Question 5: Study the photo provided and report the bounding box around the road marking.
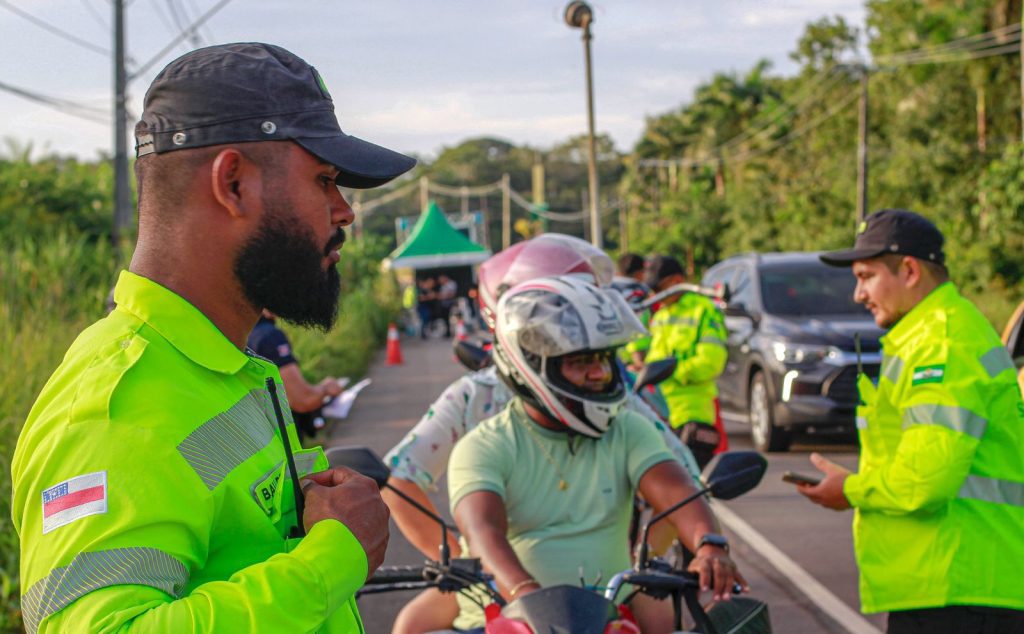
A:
[711,500,882,634]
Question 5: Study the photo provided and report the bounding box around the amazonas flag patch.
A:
[912,365,945,386]
[42,471,107,534]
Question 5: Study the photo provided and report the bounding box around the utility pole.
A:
[618,201,628,252]
[856,66,869,224]
[501,173,511,250]
[565,1,601,248]
[112,0,133,246]
[419,176,429,211]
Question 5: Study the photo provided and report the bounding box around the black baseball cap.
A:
[134,42,416,189]
[643,254,685,289]
[820,209,945,267]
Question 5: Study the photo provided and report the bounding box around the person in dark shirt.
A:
[248,310,345,438]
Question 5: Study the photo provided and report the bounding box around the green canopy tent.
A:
[384,200,490,270]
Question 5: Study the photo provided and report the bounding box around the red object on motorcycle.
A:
[713,397,729,454]
[604,605,641,633]
[484,602,534,634]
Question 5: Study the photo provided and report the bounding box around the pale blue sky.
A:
[0,1,864,161]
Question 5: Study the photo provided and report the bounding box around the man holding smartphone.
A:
[795,210,1024,633]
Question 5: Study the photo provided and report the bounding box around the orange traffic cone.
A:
[455,317,468,341]
[385,323,404,365]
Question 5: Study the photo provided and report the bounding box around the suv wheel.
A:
[749,371,791,452]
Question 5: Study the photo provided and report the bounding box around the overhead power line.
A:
[640,23,1023,170]
[876,23,1021,66]
[0,0,109,57]
[0,79,109,124]
[129,0,234,81]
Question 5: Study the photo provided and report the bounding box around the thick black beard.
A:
[235,206,342,332]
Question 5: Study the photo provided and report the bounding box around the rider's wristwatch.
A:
[696,533,729,553]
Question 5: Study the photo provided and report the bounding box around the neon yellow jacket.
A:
[12,271,368,633]
[844,283,1024,614]
[622,309,652,362]
[645,294,728,427]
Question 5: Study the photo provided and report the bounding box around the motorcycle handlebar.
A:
[366,565,426,585]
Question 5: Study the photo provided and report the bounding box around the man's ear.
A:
[901,256,923,289]
[211,148,251,219]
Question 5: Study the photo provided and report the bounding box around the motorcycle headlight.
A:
[771,342,843,366]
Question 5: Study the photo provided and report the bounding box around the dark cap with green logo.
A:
[134,42,415,189]
[820,209,945,267]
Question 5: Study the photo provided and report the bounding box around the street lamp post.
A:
[565,1,602,248]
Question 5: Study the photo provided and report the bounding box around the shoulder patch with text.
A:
[42,471,107,534]
[911,364,945,385]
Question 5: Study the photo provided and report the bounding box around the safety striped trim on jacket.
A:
[698,335,726,347]
[958,474,1024,507]
[178,389,286,490]
[880,354,903,385]
[902,403,987,440]
[21,547,188,633]
[652,316,698,327]
[979,346,1015,379]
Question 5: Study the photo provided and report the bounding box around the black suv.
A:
[702,252,884,452]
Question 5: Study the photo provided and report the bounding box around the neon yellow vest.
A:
[844,283,1024,613]
[13,271,368,632]
[645,294,728,427]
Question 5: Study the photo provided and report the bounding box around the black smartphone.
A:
[782,471,821,486]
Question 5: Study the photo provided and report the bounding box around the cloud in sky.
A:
[0,1,864,161]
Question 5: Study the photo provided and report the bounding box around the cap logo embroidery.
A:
[312,67,332,101]
[172,132,187,145]
[261,121,277,135]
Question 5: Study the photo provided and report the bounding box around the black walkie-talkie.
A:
[266,377,306,538]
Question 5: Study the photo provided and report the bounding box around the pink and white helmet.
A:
[477,233,614,329]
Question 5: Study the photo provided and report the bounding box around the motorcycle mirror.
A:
[633,358,677,393]
[635,451,766,570]
[324,446,390,488]
[701,451,768,501]
[453,340,492,371]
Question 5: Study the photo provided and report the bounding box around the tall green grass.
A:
[0,232,397,632]
[0,232,119,631]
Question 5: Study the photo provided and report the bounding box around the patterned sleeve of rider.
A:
[384,376,479,490]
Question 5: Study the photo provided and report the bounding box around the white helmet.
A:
[492,275,648,437]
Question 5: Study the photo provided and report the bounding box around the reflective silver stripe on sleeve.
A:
[856,416,868,430]
[698,336,726,347]
[880,354,903,385]
[657,317,698,327]
[902,403,988,440]
[21,547,188,633]
[178,389,277,490]
[979,346,1015,379]
[958,474,1024,507]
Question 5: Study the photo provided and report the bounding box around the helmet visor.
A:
[501,284,646,358]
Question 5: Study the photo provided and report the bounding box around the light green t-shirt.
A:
[448,398,674,628]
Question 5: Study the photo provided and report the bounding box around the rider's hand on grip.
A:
[688,547,748,602]
[302,467,390,580]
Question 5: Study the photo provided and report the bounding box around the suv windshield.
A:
[759,264,866,316]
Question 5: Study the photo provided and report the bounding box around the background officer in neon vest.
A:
[799,209,1024,633]
[643,255,730,468]
[13,43,415,632]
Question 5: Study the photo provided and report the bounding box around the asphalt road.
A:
[325,335,886,633]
